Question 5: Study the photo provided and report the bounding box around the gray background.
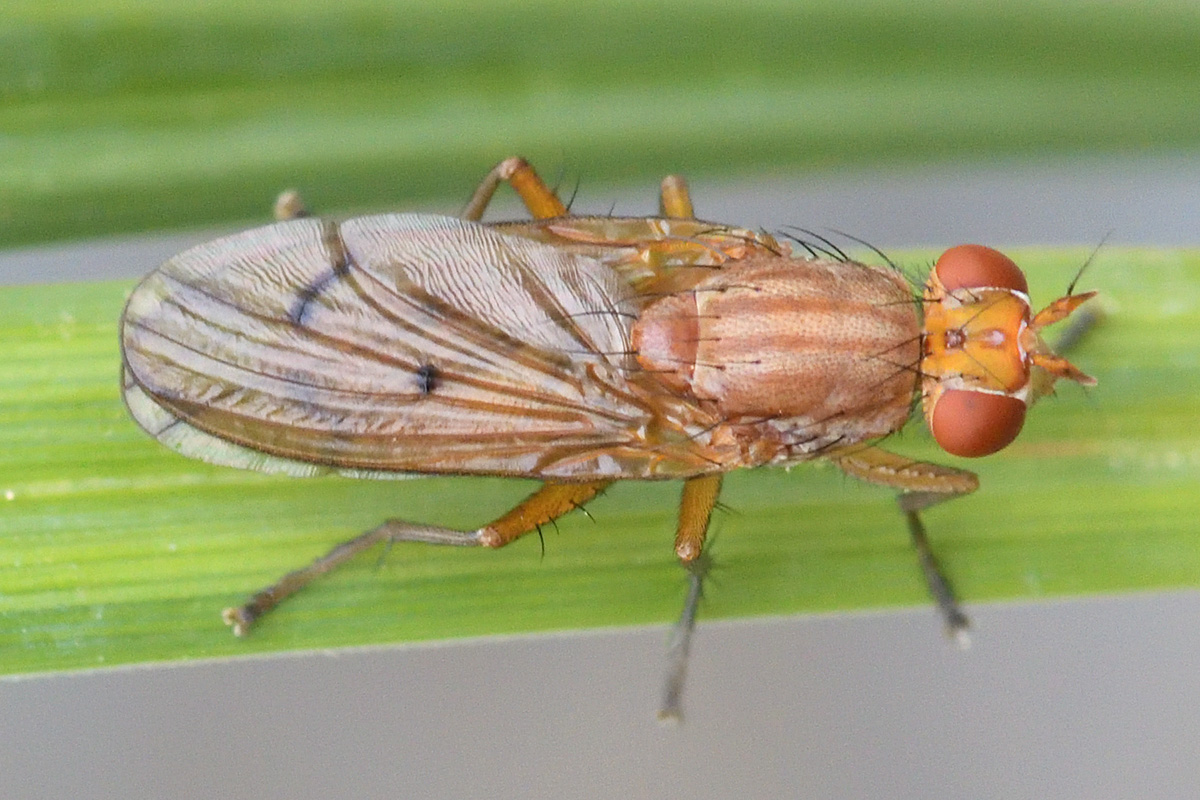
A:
[2,153,1198,798]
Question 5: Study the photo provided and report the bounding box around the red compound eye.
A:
[930,388,1027,458]
[935,245,1028,294]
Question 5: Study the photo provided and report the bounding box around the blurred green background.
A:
[3,0,1200,677]
[3,0,1199,246]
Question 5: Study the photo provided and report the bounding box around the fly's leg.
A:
[273,190,310,221]
[462,156,568,221]
[674,473,722,561]
[831,446,979,646]
[898,491,972,643]
[659,473,723,723]
[660,552,712,724]
[658,175,695,219]
[464,158,702,223]
[223,480,611,636]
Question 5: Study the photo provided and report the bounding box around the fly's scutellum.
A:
[120,157,1096,718]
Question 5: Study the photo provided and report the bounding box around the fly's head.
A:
[920,244,1097,458]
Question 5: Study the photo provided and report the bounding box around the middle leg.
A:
[658,174,695,219]
[461,156,568,221]
[660,473,724,722]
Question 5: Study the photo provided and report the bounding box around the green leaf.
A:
[1,246,1194,677]
[4,0,1200,246]
[2,0,1196,677]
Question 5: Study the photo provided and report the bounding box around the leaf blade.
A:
[0,247,1194,676]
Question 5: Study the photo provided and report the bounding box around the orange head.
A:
[920,244,1097,458]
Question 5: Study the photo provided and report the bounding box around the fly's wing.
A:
[121,214,717,480]
[492,217,786,294]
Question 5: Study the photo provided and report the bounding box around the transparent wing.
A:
[121,214,719,480]
[492,216,786,293]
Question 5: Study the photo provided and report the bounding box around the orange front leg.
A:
[831,445,978,644]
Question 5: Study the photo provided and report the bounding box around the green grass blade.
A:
[3,0,1200,246]
[0,247,1194,676]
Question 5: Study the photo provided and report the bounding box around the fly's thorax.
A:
[632,255,922,452]
[628,293,699,396]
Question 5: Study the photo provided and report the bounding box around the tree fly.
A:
[120,157,1096,719]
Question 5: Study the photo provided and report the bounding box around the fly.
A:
[120,157,1097,720]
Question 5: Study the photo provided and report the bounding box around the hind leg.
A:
[224,480,611,635]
